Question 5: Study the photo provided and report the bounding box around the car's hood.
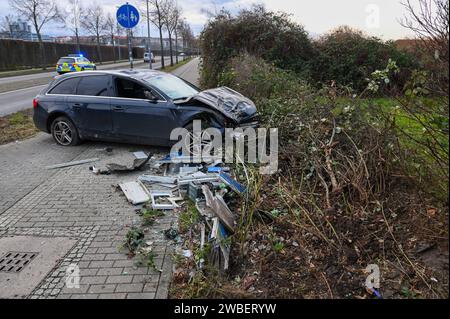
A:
[175,87,257,123]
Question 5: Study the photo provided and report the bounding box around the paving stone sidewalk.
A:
[0,138,176,299]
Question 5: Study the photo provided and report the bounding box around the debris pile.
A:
[99,151,245,274]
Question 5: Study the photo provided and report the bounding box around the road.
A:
[0,55,187,117]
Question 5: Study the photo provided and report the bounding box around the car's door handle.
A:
[72,103,82,109]
[112,106,124,112]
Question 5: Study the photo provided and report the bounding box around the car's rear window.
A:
[48,77,80,95]
[57,58,75,64]
[77,76,110,96]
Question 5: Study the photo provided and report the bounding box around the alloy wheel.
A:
[53,121,73,146]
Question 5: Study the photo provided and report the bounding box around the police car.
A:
[56,54,97,75]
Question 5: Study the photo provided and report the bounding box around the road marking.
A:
[0,85,47,96]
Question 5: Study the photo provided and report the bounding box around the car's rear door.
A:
[110,77,179,145]
[67,75,113,138]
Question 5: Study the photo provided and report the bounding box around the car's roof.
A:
[55,69,168,81]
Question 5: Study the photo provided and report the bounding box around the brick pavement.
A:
[0,136,177,299]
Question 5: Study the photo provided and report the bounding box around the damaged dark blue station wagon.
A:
[33,70,258,146]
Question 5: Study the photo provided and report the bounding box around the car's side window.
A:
[77,76,111,97]
[114,78,162,100]
[48,78,80,95]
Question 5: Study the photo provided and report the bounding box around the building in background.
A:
[1,18,52,41]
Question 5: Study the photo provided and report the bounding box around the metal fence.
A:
[0,39,144,71]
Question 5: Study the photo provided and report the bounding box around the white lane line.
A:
[0,85,47,96]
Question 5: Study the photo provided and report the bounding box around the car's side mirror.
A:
[144,90,158,102]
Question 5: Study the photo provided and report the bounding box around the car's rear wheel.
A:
[51,116,81,146]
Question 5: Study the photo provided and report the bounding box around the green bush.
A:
[200,8,417,94]
[200,5,314,88]
[309,26,418,93]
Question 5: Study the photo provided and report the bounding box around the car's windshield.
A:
[143,74,199,100]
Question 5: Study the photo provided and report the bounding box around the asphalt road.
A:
[0,55,186,117]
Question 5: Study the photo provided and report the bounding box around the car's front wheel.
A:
[51,116,81,146]
[183,120,215,157]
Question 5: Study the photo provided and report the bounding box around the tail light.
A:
[33,98,38,109]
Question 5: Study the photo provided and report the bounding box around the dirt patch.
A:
[0,109,39,145]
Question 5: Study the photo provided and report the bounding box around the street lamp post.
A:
[146,0,152,70]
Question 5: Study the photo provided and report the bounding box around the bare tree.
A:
[163,0,181,66]
[400,0,449,93]
[63,0,83,53]
[9,0,61,70]
[142,0,169,68]
[81,4,107,64]
[105,13,117,62]
[178,20,195,55]
[173,6,182,64]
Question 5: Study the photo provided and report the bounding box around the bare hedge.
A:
[0,39,144,71]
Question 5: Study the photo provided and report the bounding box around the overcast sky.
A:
[0,0,419,39]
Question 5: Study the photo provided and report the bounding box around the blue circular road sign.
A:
[116,3,140,29]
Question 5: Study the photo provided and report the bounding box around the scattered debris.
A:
[106,153,152,173]
[208,166,230,173]
[150,190,182,210]
[139,175,177,184]
[182,250,193,258]
[119,181,150,205]
[178,172,220,185]
[219,172,246,194]
[89,166,110,175]
[46,158,99,170]
[133,151,148,159]
[188,182,203,201]
[202,185,235,232]
[104,150,245,276]
[179,166,201,175]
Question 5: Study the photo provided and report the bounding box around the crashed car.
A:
[32,69,258,146]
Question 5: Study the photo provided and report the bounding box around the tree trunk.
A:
[38,35,46,70]
[32,17,46,70]
[112,34,116,62]
[168,31,174,66]
[75,28,81,53]
[159,27,164,68]
[175,28,179,64]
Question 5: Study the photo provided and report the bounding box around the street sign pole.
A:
[128,28,133,69]
[126,3,132,69]
[116,2,140,70]
[146,0,152,70]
